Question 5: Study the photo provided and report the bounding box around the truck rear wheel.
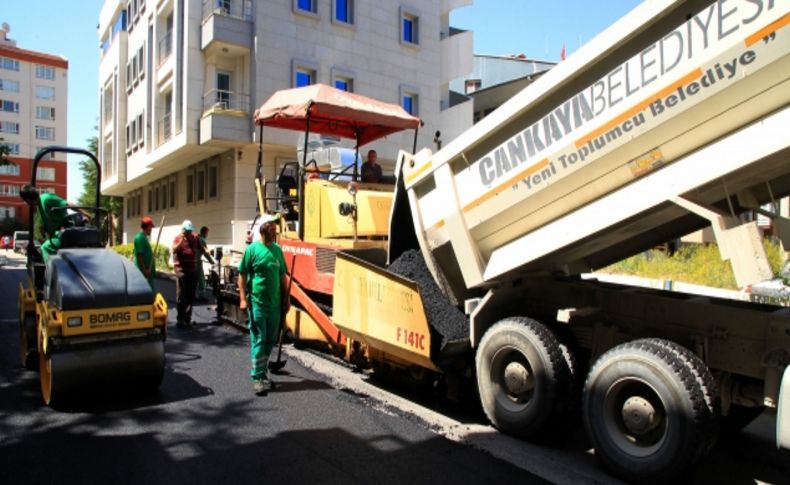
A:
[19,313,38,370]
[582,339,712,483]
[476,317,575,439]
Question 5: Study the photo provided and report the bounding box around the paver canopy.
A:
[253,84,420,146]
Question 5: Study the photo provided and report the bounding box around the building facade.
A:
[98,0,474,249]
[0,25,68,225]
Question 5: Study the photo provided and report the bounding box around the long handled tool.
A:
[269,256,296,373]
[148,215,166,279]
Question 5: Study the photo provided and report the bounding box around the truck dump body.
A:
[398,0,790,294]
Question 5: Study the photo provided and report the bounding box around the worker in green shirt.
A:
[196,225,215,301]
[238,214,289,395]
[134,216,156,290]
[21,185,73,264]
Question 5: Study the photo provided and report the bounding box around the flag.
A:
[560,43,566,61]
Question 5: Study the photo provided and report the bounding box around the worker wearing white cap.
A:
[172,219,201,328]
[238,213,289,394]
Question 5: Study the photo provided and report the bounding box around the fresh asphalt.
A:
[0,250,548,485]
[2,249,789,484]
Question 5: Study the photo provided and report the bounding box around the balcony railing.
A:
[202,0,252,22]
[157,112,173,147]
[203,89,250,113]
[157,31,173,67]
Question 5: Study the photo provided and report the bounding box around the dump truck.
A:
[18,147,168,406]
[216,0,790,480]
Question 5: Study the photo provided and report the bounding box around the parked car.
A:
[746,261,790,305]
[12,230,29,253]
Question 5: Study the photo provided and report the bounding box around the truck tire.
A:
[19,313,38,370]
[582,339,711,483]
[476,317,575,439]
[647,339,720,458]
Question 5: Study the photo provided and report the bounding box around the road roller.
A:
[18,146,167,406]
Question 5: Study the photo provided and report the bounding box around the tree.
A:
[78,135,123,245]
[0,138,14,167]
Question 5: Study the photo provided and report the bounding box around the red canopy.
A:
[253,84,421,146]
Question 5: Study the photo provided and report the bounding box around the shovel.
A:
[268,256,296,373]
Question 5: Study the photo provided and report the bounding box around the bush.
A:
[602,239,787,289]
[112,242,171,273]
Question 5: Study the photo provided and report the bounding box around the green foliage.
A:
[112,242,171,272]
[78,134,124,244]
[603,240,787,289]
[0,138,15,167]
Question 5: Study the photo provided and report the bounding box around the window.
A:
[126,61,133,92]
[36,106,56,120]
[217,0,231,15]
[0,206,16,219]
[0,184,20,196]
[216,71,231,108]
[400,86,419,115]
[208,162,218,199]
[37,147,57,160]
[137,113,144,149]
[36,126,56,141]
[2,143,20,156]
[0,121,20,134]
[0,163,20,175]
[147,188,153,212]
[160,181,167,210]
[400,7,419,46]
[136,192,142,216]
[186,171,195,204]
[0,57,19,71]
[36,86,55,101]
[333,0,353,24]
[294,0,317,15]
[0,100,19,113]
[37,167,56,181]
[169,177,176,208]
[0,79,19,92]
[137,45,145,81]
[293,60,318,88]
[465,79,481,94]
[154,185,160,211]
[36,65,56,80]
[196,165,206,201]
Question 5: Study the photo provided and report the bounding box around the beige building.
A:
[98,0,474,249]
[0,23,68,224]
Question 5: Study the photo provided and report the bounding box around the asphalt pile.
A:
[387,249,468,353]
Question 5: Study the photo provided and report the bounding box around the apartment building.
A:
[98,0,474,249]
[0,24,68,225]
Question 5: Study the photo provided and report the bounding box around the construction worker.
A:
[196,225,215,301]
[237,214,289,395]
[134,216,156,290]
[172,220,201,328]
[360,149,382,183]
[20,184,71,263]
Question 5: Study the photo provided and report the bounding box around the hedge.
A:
[112,242,171,273]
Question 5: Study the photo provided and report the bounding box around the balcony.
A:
[199,89,251,146]
[441,27,473,85]
[201,0,253,56]
[158,30,173,67]
[157,112,173,147]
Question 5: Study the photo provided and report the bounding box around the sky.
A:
[3,0,642,201]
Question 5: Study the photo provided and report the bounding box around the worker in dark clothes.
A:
[172,219,201,328]
[196,225,215,301]
[360,149,382,183]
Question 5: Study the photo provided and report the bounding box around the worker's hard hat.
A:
[260,213,280,226]
[182,220,194,231]
[141,216,154,227]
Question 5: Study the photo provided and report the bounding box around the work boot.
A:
[253,378,272,395]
